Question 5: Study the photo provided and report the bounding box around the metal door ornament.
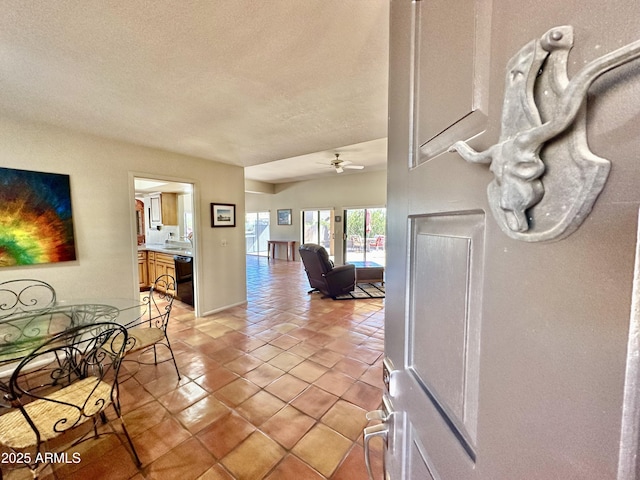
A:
[450,26,640,242]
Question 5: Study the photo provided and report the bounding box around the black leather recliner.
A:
[299,243,356,298]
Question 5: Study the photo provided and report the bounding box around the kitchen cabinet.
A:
[148,193,178,226]
[155,252,176,281]
[149,195,162,225]
[141,249,181,293]
[161,193,178,225]
[147,252,176,293]
[146,251,156,288]
[138,250,148,288]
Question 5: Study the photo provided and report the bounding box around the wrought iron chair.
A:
[0,309,75,405]
[0,322,141,478]
[120,274,180,380]
[0,279,56,321]
[0,280,61,406]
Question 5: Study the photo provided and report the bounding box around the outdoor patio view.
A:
[302,209,333,255]
[246,208,386,266]
[345,208,386,266]
[245,211,270,255]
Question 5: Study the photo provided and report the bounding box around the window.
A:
[302,209,333,255]
[344,208,386,266]
[245,212,270,255]
[184,212,193,237]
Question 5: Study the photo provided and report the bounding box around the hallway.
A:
[18,255,384,479]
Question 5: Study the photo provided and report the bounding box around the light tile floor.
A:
[3,255,385,479]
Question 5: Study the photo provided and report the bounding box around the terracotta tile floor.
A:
[3,255,385,479]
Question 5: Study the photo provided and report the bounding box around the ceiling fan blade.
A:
[328,154,363,173]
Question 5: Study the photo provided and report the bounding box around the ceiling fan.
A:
[328,153,365,173]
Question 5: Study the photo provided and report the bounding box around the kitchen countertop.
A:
[138,244,193,257]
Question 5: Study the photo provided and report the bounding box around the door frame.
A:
[128,172,200,317]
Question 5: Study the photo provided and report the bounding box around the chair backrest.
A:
[8,322,128,445]
[0,309,74,368]
[0,279,56,321]
[298,244,336,292]
[0,304,123,371]
[146,274,176,330]
[299,244,334,274]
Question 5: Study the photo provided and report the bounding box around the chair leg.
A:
[150,335,180,380]
[164,337,181,380]
[121,422,142,468]
[93,416,100,438]
[112,405,142,468]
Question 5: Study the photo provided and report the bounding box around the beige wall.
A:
[0,117,246,315]
[246,170,387,264]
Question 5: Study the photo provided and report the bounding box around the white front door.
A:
[372,0,640,478]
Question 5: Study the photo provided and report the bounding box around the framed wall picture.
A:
[211,203,236,227]
[277,209,292,225]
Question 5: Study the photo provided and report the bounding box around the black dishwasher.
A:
[173,256,193,306]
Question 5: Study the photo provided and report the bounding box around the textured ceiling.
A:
[0,1,389,183]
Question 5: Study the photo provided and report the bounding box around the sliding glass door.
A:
[344,207,386,265]
[245,212,270,256]
[302,209,333,255]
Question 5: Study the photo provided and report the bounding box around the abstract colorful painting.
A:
[0,167,77,266]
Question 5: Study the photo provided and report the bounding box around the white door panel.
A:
[379,0,640,479]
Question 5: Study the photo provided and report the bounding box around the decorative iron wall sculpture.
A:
[450,26,640,242]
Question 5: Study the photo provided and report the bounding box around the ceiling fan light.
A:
[335,165,344,173]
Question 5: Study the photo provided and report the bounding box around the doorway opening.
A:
[302,209,334,256]
[134,177,196,310]
[344,207,386,266]
[245,211,270,256]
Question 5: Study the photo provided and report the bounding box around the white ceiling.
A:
[0,1,390,184]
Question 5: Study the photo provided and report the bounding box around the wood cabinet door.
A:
[138,252,148,288]
[161,193,178,225]
[147,252,156,285]
[165,264,176,283]
[155,261,167,281]
[149,194,162,224]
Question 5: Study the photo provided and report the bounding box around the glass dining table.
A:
[0,297,148,400]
